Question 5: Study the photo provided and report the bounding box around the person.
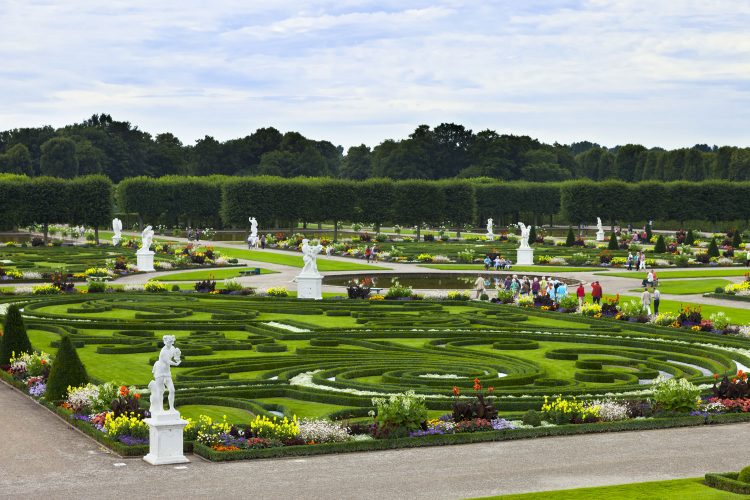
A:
[260,234,266,249]
[187,227,194,242]
[520,278,530,296]
[546,281,554,299]
[151,335,182,413]
[372,245,379,262]
[474,274,486,299]
[641,287,652,316]
[493,256,501,270]
[365,246,372,263]
[504,276,512,291]
[510,275,520,297]
[591,281,602,305]
[483,255,492,271]
[576,283,586,308]
[531,277,540,297]
[556,282,568,300]
[646,269,654,289]
[653,286,661,315]
[627,252,633,271]
[196,228,202,242]
[639,252,646,270]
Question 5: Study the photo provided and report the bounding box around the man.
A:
[474,274,486,299]
[653,287,661,315]
[641,287,652,316]
[260,234,266,249]
[576,283,586,308]
[646,269,654,289]
[591,281,602,305]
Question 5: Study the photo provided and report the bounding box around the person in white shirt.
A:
[641,287,652,316]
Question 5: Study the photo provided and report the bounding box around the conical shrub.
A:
[565,227,575,246]
[529,225,537,245]
[653,235,666,254]
[685,229,695,246]
[732,231,742,248]
[0,304,32,365]
[45,335,88,401]
[707,238,720,259]
[608,231,619,250]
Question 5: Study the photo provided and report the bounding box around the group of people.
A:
[186,228,203,242]
[483,255,513,270]
[474,274,585,302]
[626,251,648,271]
[364,245,380,263]
[247,233,267,249]
[576,281,604,306]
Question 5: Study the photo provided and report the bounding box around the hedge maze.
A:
[12,294,750,419]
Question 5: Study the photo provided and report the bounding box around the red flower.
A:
[452,386,460,396]
[40,359,46,365]
[119,385,129,397]
[713,373,719,380]
[473,378,481,391]
[488,387,494,393]
[134,393,141,400]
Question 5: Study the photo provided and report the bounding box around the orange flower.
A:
[119,385,129,397]
[40,359,46,365]
[134,393,141,400]
[713,373,719,380]
[473,378,481,391]
[488,387,494,393]
[452,386,460,396]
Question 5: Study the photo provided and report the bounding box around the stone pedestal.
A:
[143,411,189,465]
[112,236,121,246]
[136,250,155,272]
[596,230,605,242]
[485,233,494,241]
[296,274,323,300]
[516,248,534,266]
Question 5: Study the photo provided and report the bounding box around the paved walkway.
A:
[2,381,749,499]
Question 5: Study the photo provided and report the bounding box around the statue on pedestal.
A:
[596,217,605,241]
[149,335,181,414]
[248,217,259,248]
[139,225,154,254]
[486,218,494,239]
[301,239,323,276]
[518,222,531,249]
[112,218,123,246]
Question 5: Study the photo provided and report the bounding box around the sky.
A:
[1,0,749,150]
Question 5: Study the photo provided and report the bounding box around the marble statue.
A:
[486,218,494,239]
[149,335,182,414]
[112,218,122,245]
[596,217,603,232]
[139,225,154,253]
[248,217,259,248]
[300,239,323,276]
[518,222,531,249]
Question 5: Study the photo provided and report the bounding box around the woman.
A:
[151,335,182,413]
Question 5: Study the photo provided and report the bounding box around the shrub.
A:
[104,412,149,439]
[32,284,61,295]
[266,287,288,297]
[673,254,690,267]
[651,377,700,413]
[565,227,575,246]
[653,235,666,253]
[732,231,743,249]
[372,391,427,437]
[0,304,33,365]
[522,410,543,427]
[144,281,168,293]
[568,252,589,266]
[447,291,470,301]
[45,335,89,401]
[608,231,619,250]
[541,395,600,424]
[739,466,750,484]
[171,284,181,292]
[87,281,107,294]
[385,280,413,299]
[708,238,720,258]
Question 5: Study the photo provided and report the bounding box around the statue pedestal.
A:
[486,233,495,241]
[136,250,155,272]
[516,248,534,266]
[296,274,323,300]
[143,411,189,465]
[596,230,605,242]
[112,236,121,246]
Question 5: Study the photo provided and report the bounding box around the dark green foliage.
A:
[528,225,537,245]
[738,466,750,483]
[45,335,89,401]
[522,410,542,427]
[686,229,696,245]
[645,224,652,241]
[654,235,667,253]
[565,227,575,246]
[732,231,742,248]
[705,472,750,495]
[608,231,619,250]
[0,304,32,365]
[707,238,720,258]
[40,137,78,178]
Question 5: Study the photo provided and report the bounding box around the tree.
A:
[653,235,666,253]
[340,145,372,180]
[685,229,696,246]
[0,304,32,365]
[529,225,537,245]
[68,176,114,243]
[45,335,88,401]
[40,137,78,178]
[608,231,619,250]
[614,144,647,182]
[707,238,720,258]
[0,144,33,175]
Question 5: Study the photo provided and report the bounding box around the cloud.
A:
[0,0,748,149]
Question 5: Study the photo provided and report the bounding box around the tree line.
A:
[2,114,749,182]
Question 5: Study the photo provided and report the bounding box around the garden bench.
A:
[239,268,262,276]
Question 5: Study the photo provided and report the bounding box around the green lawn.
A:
[628,279,731,295]
[177,404,254,424]
[419,264,595,273]
[153,267,276,281]
[601,268,750,279]
[215,246,391,271]
[475,478,742,499]
[615,295,750,324]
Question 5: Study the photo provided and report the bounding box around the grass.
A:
[215,246,391,271]
[601,268,750,279]
[627,279,732,295]
[419,264,595,273]
[177,404,254,424]
[614,295,750,324]
[153,267,276,281]
[474,478,743,499]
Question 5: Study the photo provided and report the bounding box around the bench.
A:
[239,268,262,276]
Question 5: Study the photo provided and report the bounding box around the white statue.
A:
[486,218,494,239]
[140,225,154,253]
[596,217,603,232]
[149,335,182,414]
[300,238,323,276]
[518,222,531,249]
[112,218,122,245]
[248,217,259,248]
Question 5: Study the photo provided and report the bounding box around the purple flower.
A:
[491,418,515,430]
[72,414,92,423]
[409,428,446,437]
[118,435,149,446]
[28,382,46,398]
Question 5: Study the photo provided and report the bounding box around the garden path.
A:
[2,381,750,499]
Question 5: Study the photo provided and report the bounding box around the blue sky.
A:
[1,0,749,149]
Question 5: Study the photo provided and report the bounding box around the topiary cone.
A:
[654,235,667,254]
[738,465,750,483]
[0,304,33,365]
[45,335,88,401]
[707,238,720,258]
[608,231,619,250]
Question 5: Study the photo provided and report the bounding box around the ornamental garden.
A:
[2,174,750,494]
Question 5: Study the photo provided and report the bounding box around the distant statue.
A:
[112,218,122,245]
[149,335,182,414]
[486,218,494,238]
[140,225,154,253]
[596,217,603,232]
[248,217,259,248]
[301,239,323,276]
[518,222,531,249]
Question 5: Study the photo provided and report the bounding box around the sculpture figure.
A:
[140,225,154,253]
[149,335,182,414]
[486,218,493,234]
[518,222,531,249]
[248,217,259,248]
[301,238,323,276]
[597,217,603,232]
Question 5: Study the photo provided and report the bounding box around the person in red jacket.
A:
[591,281,602,305]
[576,283,586,307]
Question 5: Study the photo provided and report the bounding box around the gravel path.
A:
[2,381,749,499]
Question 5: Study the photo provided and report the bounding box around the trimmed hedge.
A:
[704,472,750,495]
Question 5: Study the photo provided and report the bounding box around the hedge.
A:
[704,472,750,495]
